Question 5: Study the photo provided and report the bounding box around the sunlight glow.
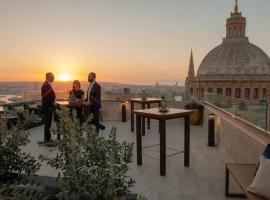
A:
[57,73,72,82]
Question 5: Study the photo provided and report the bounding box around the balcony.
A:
[1,99,269,199]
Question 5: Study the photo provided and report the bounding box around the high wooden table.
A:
[130,98,162,135]
[134,108,193,176]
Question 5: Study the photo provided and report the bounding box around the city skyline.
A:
[0,0,269,85]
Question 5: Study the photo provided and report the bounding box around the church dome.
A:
[197,39,270,76]
[197,0,270,77]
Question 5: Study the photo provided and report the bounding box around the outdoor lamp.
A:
[122,101,127,122]
[208,113,215,147]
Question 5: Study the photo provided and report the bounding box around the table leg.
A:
[142,103,146,136]
[136,115,142,165]
[159,119,166,176]
[184,114,190,167]
[147,103,150,129]
[131,102,134,132]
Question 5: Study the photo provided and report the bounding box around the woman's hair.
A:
[73,80,81,89]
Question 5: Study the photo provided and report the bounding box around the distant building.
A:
[123,88,130,94]
[185,1,270,101]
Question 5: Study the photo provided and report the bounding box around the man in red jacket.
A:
[41,72,55,142]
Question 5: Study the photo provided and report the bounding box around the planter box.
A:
[185,105,204,125]
[0,175,138,200]
[190,108,203,125]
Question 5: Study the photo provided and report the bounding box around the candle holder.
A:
[160,95,167,109]
[158,96,169,112]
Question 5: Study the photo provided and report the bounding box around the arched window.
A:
[208,87,213,94]
[234,27,237,37]
[253,88,259,98]
[217,88,223,95]
[244,88,250,99]
[235,88,241,98]
[228,27,232,37]
[238,27,241,36]
[226,88,232,97]
[262,88,267,98]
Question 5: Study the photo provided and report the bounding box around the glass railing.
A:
[204,94,269,133]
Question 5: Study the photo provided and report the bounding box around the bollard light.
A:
[122,101,127,122]
[208,113,215,147]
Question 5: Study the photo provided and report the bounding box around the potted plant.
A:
[185,98,204,125]
[0,116,41,182]
[39,109,137,200]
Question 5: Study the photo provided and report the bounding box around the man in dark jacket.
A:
[85,72,105,131]
[41,72,55,142]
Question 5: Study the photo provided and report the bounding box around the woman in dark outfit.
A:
[69,80,85,122]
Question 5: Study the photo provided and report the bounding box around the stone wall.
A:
[101,100,187,121]
[203,104,269,164]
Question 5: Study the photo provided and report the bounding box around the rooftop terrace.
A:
[23,116,240,200]
[2,99,270,199]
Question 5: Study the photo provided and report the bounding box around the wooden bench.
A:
[225,163,267,200]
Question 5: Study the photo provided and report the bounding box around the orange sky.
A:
[0,0,269,85]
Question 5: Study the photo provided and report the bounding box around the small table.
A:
[56,100,70,107]
[134,108,193,176]
[56,100,85,108]
[130,98,162,135]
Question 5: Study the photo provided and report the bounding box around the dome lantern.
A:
[226,0,247,40]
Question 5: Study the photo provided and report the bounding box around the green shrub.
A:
[0,116,41,180]
[40,109,135,200]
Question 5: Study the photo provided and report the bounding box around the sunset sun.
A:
[57,73,72,82]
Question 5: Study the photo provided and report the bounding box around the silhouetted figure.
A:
[85,72,105,131]
[41,72,55,142]
[69,80,85,122]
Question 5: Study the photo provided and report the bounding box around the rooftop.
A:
[23,118,240,200]
[2,98,269,199]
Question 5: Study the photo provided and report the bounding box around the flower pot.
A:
[190,108,203,125]
[185,103,204,125]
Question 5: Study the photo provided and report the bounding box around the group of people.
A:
[41,72,105,142]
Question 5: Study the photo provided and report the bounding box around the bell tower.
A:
[185,50,196,98]
[187,50,195,80]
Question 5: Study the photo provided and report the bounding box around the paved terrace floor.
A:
[23,119,243,200]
